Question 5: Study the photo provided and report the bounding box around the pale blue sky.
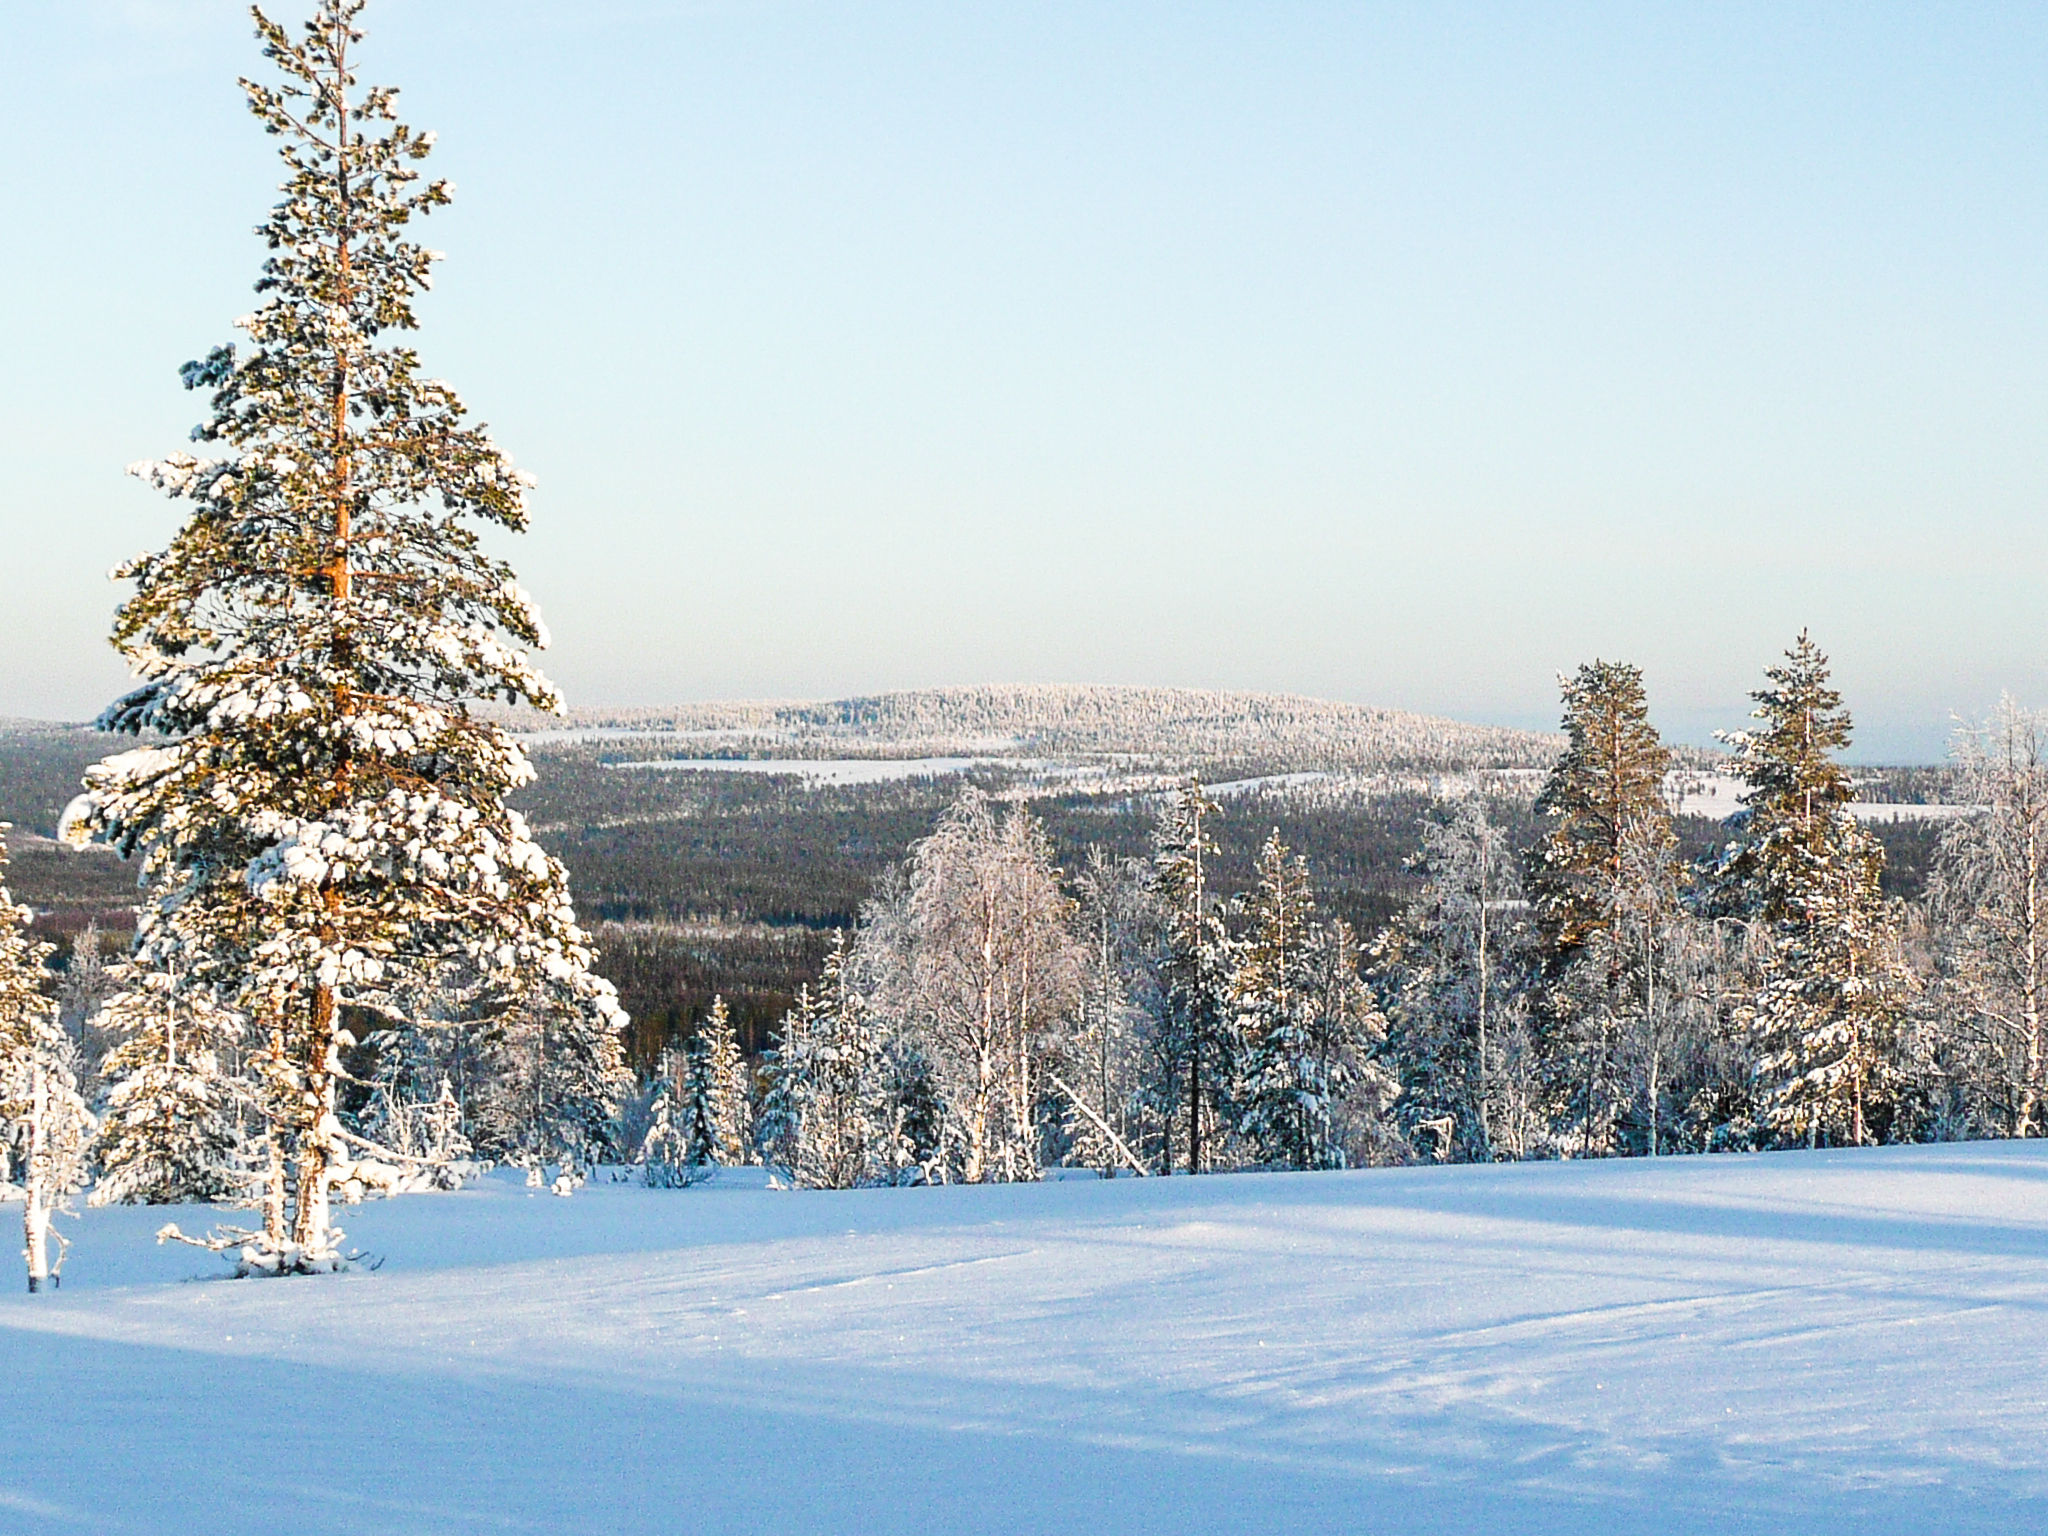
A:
[4,2,2045,759]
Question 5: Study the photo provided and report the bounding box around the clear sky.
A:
[4,1,2044,760]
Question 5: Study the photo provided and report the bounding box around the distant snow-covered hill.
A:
[512,684,1563,773]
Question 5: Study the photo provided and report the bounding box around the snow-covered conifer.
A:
[61,3,623,1268]
[88,963,246,1206]
[1719,634,1909,1146]
[638,1049,701,1188]
[1232,832,1329,1168]
[1529,661,1674,956]
[0,829,94,1290]
[759,934,899,1188]
[701,996,752,1165]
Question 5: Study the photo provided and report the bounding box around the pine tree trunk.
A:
[291,981,339,1262]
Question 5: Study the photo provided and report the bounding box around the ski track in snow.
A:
[2,1143,2046,1534]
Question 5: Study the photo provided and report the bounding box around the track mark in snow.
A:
[761,1248,1040,1298]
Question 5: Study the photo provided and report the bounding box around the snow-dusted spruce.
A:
[88,962,246,1207]
[1529,661,1680,1155]
[700,996,753,1165]
[1231,831,1394,1170]
[62,2,623,1272]
[759,936,897,1189]
[1060,848,1158,1177]
[1716,634,1908,1147]
[0,829,94,1291]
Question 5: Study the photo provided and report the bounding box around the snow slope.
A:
[2,1143,2045,1534]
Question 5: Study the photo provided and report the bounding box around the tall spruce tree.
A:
[700,995,753,1166]
[61,3,622,1270]
[1232,832,1330,1169]
[1717,634,1908,1146]
[1529,661,1677,1154]
[1530,661,1675,957]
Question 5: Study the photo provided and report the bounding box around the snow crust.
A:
[2,1142,2045,1532]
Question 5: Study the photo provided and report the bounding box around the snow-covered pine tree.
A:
[700,995,752,1165]
[88,962,246,1206]
[1305,918,1402,1165]
[677,1032,720,1172]
[0,829,94,1291]
[1927,696,2048,1136]
[759,932,899,1188]
[1718,634,1909,1146]
[638,1047,700,1188]
[62,3,624,1269]
[754,985,815,1180]
[1527,661,1678,1154]
[1231,831,1333,1169]
[1529,661,1675,955]
[1152,781,1231,1173]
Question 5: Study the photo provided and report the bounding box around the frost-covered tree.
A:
[1926,697,2048,1136]
[1377,796,1536,1160]
[874,792,1084,1183]
[1152,782,1232,1173]
[1527,662,1679,1153]
[1232,836,1397,1170]
[355,1020,476,1181]
[700,995,753,1166]
[639,1046,706,1189]
[61,3,623,1269]
[1231,832,1324,1167]
[88,963,247,1206]
[56,922,120,1092]
[471,990,631,1179]
[1718,634,1908,1146]
[763,931,911,1189]
[1529,661,1674,957]
[0,829,94,1291]
[1057,847,1159,1176]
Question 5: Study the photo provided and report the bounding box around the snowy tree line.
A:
[722,632,2048,1183]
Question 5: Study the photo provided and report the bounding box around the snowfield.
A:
[3,1144,2046,1534]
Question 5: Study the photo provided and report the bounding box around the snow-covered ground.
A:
[606,755,1027,784]
[1669,772,1978,823]
[3,1144,2045,1534]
